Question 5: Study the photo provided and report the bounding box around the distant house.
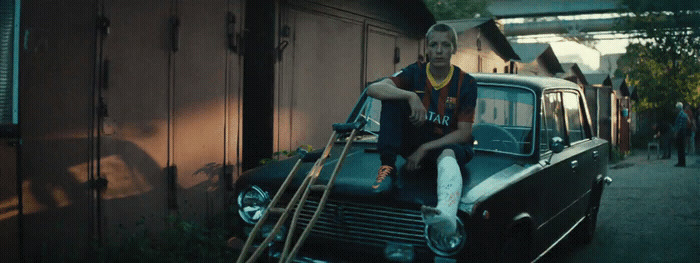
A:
[585,73,613,88]
[511,42,564,77]
[585,73,615,144]
[558,63,589,87]
[612,77,632,99]
[440,18,520,73]
[612,77,633,152]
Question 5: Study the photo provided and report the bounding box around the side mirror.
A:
[545,137,565,165]
[549,137,565,153]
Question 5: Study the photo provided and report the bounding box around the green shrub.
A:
[609,145,627,164]
[95,208,239,262]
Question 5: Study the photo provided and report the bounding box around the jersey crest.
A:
[445,97,457,110]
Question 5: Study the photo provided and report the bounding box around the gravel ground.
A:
[541,149,700,262]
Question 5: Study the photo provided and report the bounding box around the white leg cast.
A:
[436,149,462,220]
[422,149,463,235]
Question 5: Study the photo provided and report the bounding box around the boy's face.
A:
[426,31,454,68]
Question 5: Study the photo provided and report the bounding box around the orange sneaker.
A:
[371,165,395,192]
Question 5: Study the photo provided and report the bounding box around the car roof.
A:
[471,73,581,94]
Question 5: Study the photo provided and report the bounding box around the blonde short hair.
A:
[425,23,458,53]
[676,102,684,110]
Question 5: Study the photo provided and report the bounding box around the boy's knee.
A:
[438,148,456,159]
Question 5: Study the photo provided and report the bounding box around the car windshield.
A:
[348,85,536,155]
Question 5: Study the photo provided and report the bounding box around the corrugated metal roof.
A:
[559,63,588,85]
[584,73,611,86]
[441,17,493,34]
[612,77,630,97]
[612,78,624,90]
[511,42,564,74]
[511,43,549,63]
[440,18,520,61]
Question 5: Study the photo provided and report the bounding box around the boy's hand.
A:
[406,146,427,171]
[408,94,426,126]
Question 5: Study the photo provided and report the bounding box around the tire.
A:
[572,204,598,245]
[497,229,530,263]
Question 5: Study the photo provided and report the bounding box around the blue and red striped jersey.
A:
[390,62,477,138]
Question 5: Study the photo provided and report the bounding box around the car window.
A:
[473,85,535,155]
[563,92,586,143]
[540,107,549,153]
[347,91,381,142]
[543,92,567,146]
[362,97,382,133]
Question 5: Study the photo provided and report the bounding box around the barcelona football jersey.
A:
[389,62,477,138]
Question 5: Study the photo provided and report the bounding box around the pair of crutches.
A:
[235,119,366,263]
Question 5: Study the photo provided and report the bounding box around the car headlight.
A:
[424,218,466,256]
[237,185,270,224]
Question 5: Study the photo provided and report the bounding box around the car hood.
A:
[236,144,525,208]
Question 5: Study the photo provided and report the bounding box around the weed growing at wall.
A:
[609,145,628,164]
[259,144,313,165]
[95,208,240,262]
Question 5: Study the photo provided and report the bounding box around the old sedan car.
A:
[232,74,611,262]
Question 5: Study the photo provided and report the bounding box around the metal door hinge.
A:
[102,59,110,90]
[275,40,289,61]
[227,12,238,53]
[97,16,110,35]
[224,164,235,191]
[91,177,108,191]
[394,47,400,64]
[166,165,178,210]
[98,97,108,118]
[170,17,180,52]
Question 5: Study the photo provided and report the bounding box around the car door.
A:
[535,91,576,249]
[535,89,595,249]
[561,91,599,222]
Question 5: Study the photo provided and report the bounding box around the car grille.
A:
[288,198,428,250]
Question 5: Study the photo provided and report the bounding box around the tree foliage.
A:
[423,0,491,20]
[615,0,700,117]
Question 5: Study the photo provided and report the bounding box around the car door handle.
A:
[592,150,599,160]
[570,160,578,169]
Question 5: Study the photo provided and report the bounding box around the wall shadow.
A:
[17,137,233,260]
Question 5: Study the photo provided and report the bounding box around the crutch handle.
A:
[332,119,366,133]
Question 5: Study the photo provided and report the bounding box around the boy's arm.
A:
[367,78,426,126]
[367,78,413,100]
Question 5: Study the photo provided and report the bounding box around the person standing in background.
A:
[673,102,688,167]
[652,122,673,159]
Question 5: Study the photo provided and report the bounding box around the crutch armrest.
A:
[332,119,366,133]
[300,150,324,163]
